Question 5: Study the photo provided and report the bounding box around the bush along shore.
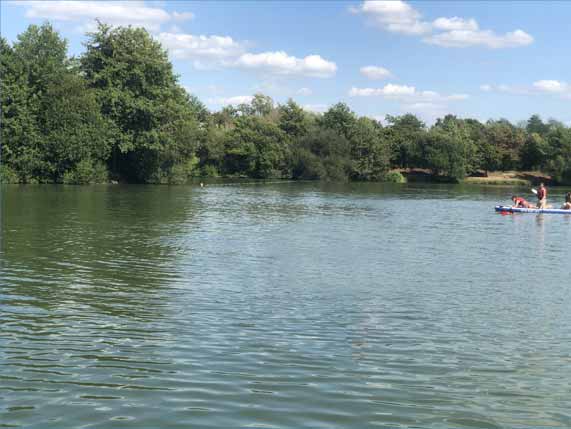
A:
[2,23,571,185]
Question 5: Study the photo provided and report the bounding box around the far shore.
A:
[462,171,552,186]
[395,169,553,186]
[2,170,562,187]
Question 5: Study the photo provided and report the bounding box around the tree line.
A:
[2,23,571,184]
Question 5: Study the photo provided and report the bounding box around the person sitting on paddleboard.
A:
[512,195,534,208]
[536,183,547,209]
[562,192,571,210]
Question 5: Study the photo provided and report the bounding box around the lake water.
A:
[1,182,571,429]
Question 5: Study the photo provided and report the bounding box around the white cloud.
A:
[352,1,533,49]
[207,85,224,94]
[349,84,467,102]
[424,29,533,49]
[158,32,244,66]
[360,65,392,80]
[352,0,431,35]
[446,93,469,101]
[209,95,254,106]
[533,80,569,93]
[10,1,186,32]
[349,84,415,97]
[235,51,337,78]
[480,81,571,97]
[172,11,194,22]
[302,104,329,113]
[369,115,386,124]
[432,17,478,31]
[297,87,313,96]
[167,24,183,34]
[420,90,439,98]
[400,102,452,124]
[497,84,519,93]
[159,32,336,78]
[13,1,336,79]
[303,104,329,113]
[350,84,468,121]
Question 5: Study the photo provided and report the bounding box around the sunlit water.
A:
[1,182,571,428]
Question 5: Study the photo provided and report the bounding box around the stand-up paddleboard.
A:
[495,205,571,214]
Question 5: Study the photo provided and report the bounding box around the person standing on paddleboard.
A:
[562,192,571,210]
[536,183,547,209]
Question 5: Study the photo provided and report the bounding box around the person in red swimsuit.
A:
[511,195,533,208]
[536,183,547,209]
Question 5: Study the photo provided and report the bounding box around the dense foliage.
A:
[2,23,571,184]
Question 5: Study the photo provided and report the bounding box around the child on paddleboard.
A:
[562,192,571,210]
[511,195,534,208]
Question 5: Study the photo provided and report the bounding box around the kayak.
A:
[495,205,571,214]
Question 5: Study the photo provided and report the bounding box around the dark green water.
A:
[1,183,571,428]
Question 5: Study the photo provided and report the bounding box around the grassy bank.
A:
[394,169,552,186]
[462,171,552,186]
[462,177,530,186]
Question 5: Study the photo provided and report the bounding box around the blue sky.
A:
[2,1,570,124]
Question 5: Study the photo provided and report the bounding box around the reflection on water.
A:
[536,214,546,255]
[1,183,571,428]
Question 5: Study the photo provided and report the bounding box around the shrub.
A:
[200,164,220,178]
[63,159,109,184]
[384,171,407,183]
[292,149,326,180]
[0,165,19,183]
[152,157,200,184]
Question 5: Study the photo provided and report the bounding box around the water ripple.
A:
[1,183,571,428]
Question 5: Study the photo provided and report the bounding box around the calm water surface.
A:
[1,183,570,428]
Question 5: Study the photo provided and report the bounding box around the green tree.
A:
[251,93,274,117]
[462,118,492,173]
[320,102,357,140]
[5,22,571,186]
[292,125,351,181]
[187,94,209,124]
[485,119,525,170]
[423,129,467,181]
[384,114,426,168]
[2,25,70,183]
[349,117,390,180]
[13,23,67,100]
[40,71,113,183]
[278,99,308,139]
[223,116,290,178]
[0,37,41,182]
[197,126,226,177]
[433,115,477,174]
[520,132,549,170]
[544,126,571,183]
[211,106,238,129]
[80,22,202,183]
[526,114,549,136]
[4,24,110,183]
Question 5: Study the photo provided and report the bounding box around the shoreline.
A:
[1,172,562,187]
[395,169,553,186]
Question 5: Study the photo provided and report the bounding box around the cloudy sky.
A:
[2,1,570,124]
